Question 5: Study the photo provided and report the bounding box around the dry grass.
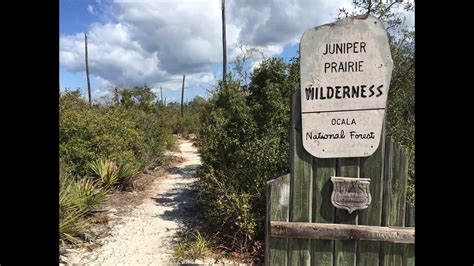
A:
[89,214,111,224]
[174,156,186,164]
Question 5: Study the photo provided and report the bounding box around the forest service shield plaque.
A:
[331,176,371,213]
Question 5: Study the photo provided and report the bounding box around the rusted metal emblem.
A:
[331,176,371,213]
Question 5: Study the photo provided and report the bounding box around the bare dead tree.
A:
[221,0,227,86]
[160,86,163,105]
[84,33,92,106]
[181,74,186,117]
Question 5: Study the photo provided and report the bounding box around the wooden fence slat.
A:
[403,202,415,266]
[289,90,313,265]
[265,174,291,266]
[405,203,415,228]
[356,129,386,266]
[271,222,414,244]
[334,158,358,266]
[381,138,409,266]
[311,158,336,266]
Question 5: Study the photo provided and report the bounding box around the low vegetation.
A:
[174,230,212,262]
[59,86,206,249]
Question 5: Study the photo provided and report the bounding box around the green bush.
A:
[60,89,173,177]
[59,161,108,246]
[197,59,298,250]
[181,96,208,135]
[60,93,145,176]
[88,158,140,190]
[160,97,209,136]
[116,162,140,190]
[174,230,212,262]
[88,158,119,189]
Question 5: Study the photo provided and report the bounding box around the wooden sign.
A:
[300,15,393,158]
[331,176,371,213]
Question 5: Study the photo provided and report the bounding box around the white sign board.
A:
[300,15,393,158]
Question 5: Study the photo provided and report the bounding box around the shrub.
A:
[59,207,86,246]
[60,92,145,176]
[116,163,140,190]
[59,161,107,246]
[60,89,173,177]
[174,230,212,262]
[88,158,119,189]
[196,59,298,250]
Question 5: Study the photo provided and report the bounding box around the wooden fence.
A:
[265,91,414,265]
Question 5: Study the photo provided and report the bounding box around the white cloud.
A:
[166,96,177,102]
[227,0,354,47]
[60,23,168,86]
[61,0,223,95]
[156,72,217,93]
[60,0,413,97]
[87,4,95,14]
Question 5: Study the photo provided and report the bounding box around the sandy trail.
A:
[64,140,201,265]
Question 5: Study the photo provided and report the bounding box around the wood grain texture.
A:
[289,90,313,266]
[381,138,408,266]
[311,158,336,266]
[357,129,385,266]
[403,202,415,266]
[265,174,291,266]
[334,157,358,266]
[271,222,414,244]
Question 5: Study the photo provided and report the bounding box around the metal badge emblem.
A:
[331,176,371,213]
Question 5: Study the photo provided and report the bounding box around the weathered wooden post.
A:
[221,0,227,85]
[84,33,92,106]
[265,14,414,266]
[160,86,163,105]
[181,74,185,117]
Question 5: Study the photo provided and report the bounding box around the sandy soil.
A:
[62,140,201,265]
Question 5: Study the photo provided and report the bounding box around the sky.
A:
[60,0,414,104]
